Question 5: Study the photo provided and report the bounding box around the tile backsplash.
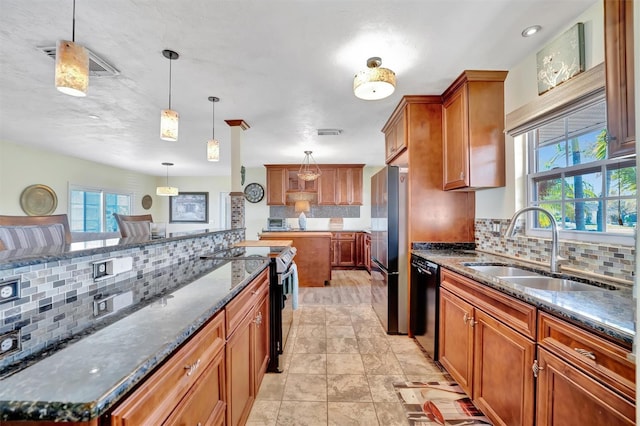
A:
[475,219,635,285]
[0,229,243,372]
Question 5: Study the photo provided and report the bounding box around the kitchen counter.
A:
[0,258,269,422]
[412,249,635,348]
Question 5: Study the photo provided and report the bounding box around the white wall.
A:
[476,1,605,219]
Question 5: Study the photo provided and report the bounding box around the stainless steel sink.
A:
[503,276,600,292]
[466,265,542,277]
[464,263,607,292]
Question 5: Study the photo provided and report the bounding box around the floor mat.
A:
[393,381,493,425]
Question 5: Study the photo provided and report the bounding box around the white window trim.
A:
[69,184,133,232]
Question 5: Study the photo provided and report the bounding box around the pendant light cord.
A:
[168,58,172,109]
[212,99,215,139]
[71,0,76,42]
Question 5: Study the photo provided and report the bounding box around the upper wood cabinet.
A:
[384,108,407,163]
[442,70,507,190]
[265,164,364,206]
[604,0,635,157]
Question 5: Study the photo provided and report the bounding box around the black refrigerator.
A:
[370,166,408,334]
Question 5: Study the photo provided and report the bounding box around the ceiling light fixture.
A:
[521,25,542,37]
[353,57,396,100]
[317,129,343,136]
[207,96,220,162]
[160,49,179,141]
[55,0,89,97]
[156,162,178,196]
[298,151,322,181]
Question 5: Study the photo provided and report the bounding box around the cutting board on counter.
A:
[234,240,293,247]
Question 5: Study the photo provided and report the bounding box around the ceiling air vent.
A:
[317,129,342,136]
[39,45,120,77]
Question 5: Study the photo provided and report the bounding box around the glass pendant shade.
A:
[156,186,179,196]
[207,139,220,162]
[353,57,396,100]
[298,150,322,181]
[55,39,89,97]
[160,109,179,141]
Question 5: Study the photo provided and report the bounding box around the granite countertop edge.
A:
[411,249,635,347]
[0,261,269,422]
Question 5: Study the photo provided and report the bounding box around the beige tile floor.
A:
[246,271,451,426]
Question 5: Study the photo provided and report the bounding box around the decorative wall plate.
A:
[244,182,265,203]
[20,184,58,216]
[141,194,153,210]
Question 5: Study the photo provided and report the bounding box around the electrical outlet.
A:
[92,261,108,280]
[93,291,133,318]
[0,279,20,304]
[0,330,20,358]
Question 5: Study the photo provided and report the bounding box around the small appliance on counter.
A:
[266,217,291,231]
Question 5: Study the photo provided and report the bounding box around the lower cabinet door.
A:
[226,310,256,426]
[164,350,226,426]
[254,291,270,391]
[438,289,474,396]
[472,309,535,426]
[536,348,635,426]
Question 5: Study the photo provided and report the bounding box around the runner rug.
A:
[393,381,493,425]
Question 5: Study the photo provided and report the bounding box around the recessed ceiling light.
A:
[521,25,542,37]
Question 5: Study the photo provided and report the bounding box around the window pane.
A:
[535,140,566,171]
[607,165,637,196]
[563,201,603,231]
[534,177,563,201]
[105,193,131,232]
[564,170,602,199]
[607,198,637,234]
[535,203,562,229]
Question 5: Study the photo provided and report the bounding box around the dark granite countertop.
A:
[412,249,635,348]
[0,228,233,271]
[0,258,269,422]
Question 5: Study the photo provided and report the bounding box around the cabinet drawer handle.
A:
[469,317,478,327]
[574,348,596,361]
[255,311,263,326]
[184,358,201,376]
[532,360,544,378]
[463,312,470,324]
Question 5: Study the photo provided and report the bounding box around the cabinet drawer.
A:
[110,310,226,425]
[226,269,269,338]
[332,232,356,240]
[441,269,536,339]
[538,312,635,401]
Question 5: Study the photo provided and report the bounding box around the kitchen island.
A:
[259,231,332,287]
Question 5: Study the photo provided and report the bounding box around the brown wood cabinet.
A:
[260,232,331,286]
[536,348,635,426]
[363,233,371,272]
[384,107,407,163]
[331,232,357,268]
[109,310,226,426]
[225,269,269,426]
[265,164,364,206]
[441,70,507,190]
[604,0,635,157]
[439,269,536,426]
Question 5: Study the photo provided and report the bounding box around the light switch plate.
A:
[0,279,20,304]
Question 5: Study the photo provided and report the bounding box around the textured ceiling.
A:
[0,0,597,177]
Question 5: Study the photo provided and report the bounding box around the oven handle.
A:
[279,264,296,282]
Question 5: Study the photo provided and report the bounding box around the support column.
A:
[225,120,250,233]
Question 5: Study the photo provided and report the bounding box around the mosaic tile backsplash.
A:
[475,219,635,285]
[0,229,244,371]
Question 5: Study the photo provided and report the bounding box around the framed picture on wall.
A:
[169,192,209,223]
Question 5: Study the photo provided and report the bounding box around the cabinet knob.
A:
[184,358,201,376]
[574,348,596,361]
[532,359,545,378]
[255,311,263,326]
[459,171,465,180]
[463,312,471,324]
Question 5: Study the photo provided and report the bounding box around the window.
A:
[527,97,636,242]
[70,186,132,232]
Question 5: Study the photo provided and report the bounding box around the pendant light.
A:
[298,151,322,181]
[207,96,220,162]
[55,0,89,97]
[353,57,396,100]
[156,162,178,196]
[160,49,179,141]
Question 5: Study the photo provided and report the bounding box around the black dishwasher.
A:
[410,255,440,361]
